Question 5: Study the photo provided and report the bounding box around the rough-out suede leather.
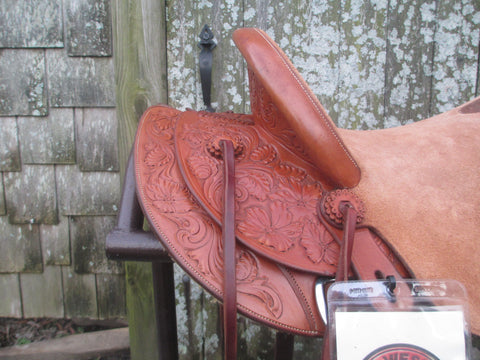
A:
[134,27,480,339]
[339,104,480,334]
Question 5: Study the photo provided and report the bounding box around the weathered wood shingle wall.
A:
[0,0,125,320]
[165,0,479,358]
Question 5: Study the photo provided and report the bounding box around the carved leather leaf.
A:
[236,168,274,202]
[237,250,283,319]
[187,155,217,180]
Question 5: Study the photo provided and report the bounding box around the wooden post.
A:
[112,1,167,359]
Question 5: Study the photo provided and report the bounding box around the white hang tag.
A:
[326,279,471,360]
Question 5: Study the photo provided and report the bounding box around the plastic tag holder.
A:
[327,279,471,360]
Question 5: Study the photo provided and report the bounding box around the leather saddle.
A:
[134,27,480,345]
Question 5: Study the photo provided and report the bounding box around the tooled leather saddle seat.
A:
[134,28,480,342]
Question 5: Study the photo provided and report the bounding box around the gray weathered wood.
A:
[56,165,120,215]
[47,49,115,107]
[248,0,343,119]
[166,0,245,113]
[70,215,123,274]
[113,0,168,175]
[0,327,129,360]
[20,266,64,318]
[64,0,112,56]
[18,109,76,165]
[75,108,119,171]
[112,0,168,359]
[4,165,58,224]
[0,177,5,215]
[383,0,436,127]
[0,49,47,116]
[334,0,387,129]
[96,274,127,319]
[40,216,71,266]
[430,0,480,115]
[0,118,21,171]
[0,274,22,317]
[0,0,64,48]
[62,267,98,318]
[0,217,42,273]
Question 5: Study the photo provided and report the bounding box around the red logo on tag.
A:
[363,343,439,360]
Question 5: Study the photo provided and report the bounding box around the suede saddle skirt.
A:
[134,28,480,336]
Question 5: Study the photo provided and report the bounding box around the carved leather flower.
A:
[237,201,302,252]
[270,180,323,220]
[300,220,338,265]
[146,179,193,213]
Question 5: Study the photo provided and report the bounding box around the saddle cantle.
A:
[134,28,480,337]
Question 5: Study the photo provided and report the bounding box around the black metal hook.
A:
[198,24,216,112]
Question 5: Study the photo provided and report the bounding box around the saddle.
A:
[134,27,480,350]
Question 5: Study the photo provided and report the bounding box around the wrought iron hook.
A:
[198,24,216,112]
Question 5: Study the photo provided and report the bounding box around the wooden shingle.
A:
[0,274,22,317]
[4,165,58,224]
[0,118,20,171]
[62,268,98,319]
[70,215,123,275]
[56,165,120,216]
[18,108,76,165]
[0,49,47,116]
[20,266,64,318]
[41,215,71,266]
[64,0,112,56]
[47,49,115,107]
[0,217,42,273]
[75,108,119,171]
[0,0,63,48]
[96,274,126,319]
[0,177,5,215]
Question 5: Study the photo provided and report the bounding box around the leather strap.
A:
[335,204,357,282]
[221,140,237,360]
[322,204,358,360]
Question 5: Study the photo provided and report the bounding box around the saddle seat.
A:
[134,27,480,338]
[339,104,480,334]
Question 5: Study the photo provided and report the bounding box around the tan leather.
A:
[338,99,480,334]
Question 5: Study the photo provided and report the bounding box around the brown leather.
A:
[335,205,357,282]
[136,105,325,335]
[134,27,479,339]
[220,140,237,360]
[233,28,360,189]
[175,109,337,275]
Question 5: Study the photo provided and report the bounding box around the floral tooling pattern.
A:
[176,109,339,275]
[136,106,291,323]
